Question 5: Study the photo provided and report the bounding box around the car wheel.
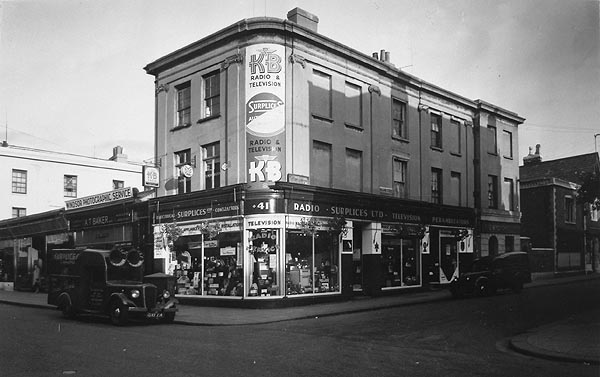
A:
[109,301,128,326]
[163,312,175,324]
[60,298,75,319]
[475,280,490,297]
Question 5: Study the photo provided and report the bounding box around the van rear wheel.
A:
[60,299,75,319]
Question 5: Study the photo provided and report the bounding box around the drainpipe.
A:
[368,84,380,192]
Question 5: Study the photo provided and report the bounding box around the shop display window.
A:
[0,240,15,283]
[172,231,242,296]
[285,230,339,295]
[382,235,420,288]
[248,229,280,297]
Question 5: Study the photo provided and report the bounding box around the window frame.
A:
[11,169,27,194]
[176,82,191,128]
[431,168,442,204]
[311,141,332,188]
[450,171,461,206]
[310,69,333,121]
[503,130,513,159]
[504,177,515,211]
[64,175,78,198]
[203,71,220,119]
[175,149,192,194]
[430,113,442,149]
[344,81,363,130]
[202,142,221,189]
[488,125,498,155]
[451,119,461,155]
[392,98,408,140]
[345,147,363,192]
[12,207,26,218]
[488,175,498,209]
[565,195,576,223]
[392,157,408,199]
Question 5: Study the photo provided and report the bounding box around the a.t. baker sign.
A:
[245,44,285,190]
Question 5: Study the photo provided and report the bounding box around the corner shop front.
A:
[150,183,475,306]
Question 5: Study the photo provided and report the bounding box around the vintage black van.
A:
[47,248,177,325]
[449,251,531,298]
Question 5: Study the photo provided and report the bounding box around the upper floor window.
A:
[392,99,407,139]
[393,157,407,198]
[488,125,497,154]
[311,141,332,188]
[504,178,515,211]
[503,130,513,158]
[12,169,27,194]
[203,142,220,189]
[113,180,124,190]
[175,149,192,194]
[450,171,461,206]
[430,113,442,149]
[203,71,220,118]
[488,175,498,209]
[12,207,26,218]
[431,168,442,204]
[176,82,191,128]
[565,196,576,223]
[310,70,332,119]
[345,148,363,192]
[451,119,461,155]
[64,175,78,197]
[344,82,362,129]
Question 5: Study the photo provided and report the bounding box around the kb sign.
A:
[245,43,286,190]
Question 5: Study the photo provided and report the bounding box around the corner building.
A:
[144,8,524,305]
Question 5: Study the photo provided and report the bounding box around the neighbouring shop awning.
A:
[0,210,68,240]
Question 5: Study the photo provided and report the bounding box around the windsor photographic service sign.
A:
[245,43,286,190]
[65,187,133,210]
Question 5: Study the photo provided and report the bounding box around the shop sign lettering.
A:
[248,156,282,182]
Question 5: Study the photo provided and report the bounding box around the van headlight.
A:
[130,289,140,299]
[162,290,171,299]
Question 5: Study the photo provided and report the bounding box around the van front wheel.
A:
[109,301,128,326]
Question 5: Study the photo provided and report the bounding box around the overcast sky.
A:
[0,0,598,164]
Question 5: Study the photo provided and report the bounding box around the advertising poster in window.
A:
[245,43,286,190]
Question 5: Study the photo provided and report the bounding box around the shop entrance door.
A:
[439,232,458,284]
[352,225,363,292]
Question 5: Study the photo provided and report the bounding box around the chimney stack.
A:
[523,144,542,165]
[109,145,128,163]
[287,8,319,32]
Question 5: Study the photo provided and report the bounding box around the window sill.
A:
[392,136,409,143]
[170,123,192,132]
[487,151,498,156]
[430,146,443,152]
[450,152,462,157]
[197,114,221,124]
[503,155,514,160]
[311,114,334,123]
[344,123,363,132]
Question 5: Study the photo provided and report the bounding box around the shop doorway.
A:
[437,231,459,284]
[352,224,364,292]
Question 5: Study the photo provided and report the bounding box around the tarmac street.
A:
[0,272,598,375]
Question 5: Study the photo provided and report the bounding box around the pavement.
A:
[1,272,598,365]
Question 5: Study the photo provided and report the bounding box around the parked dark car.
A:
[47,248,177,325]
[449,251,531,298]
